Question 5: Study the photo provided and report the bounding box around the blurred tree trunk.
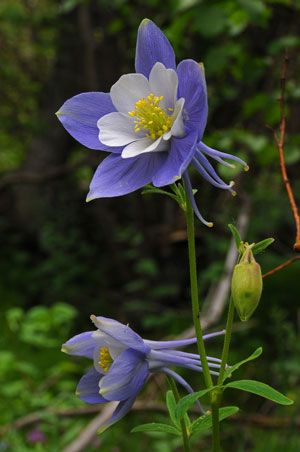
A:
[12,4,100,233]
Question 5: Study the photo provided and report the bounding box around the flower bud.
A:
[231,247,263,321]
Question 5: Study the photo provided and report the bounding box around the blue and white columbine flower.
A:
[62,315,223,430]
[56,19,248,226]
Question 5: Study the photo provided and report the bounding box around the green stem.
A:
[218,296,235,385]
[185,194,213,390]
[185,190,221,451]
[211,402,220,452]
[168,378,190,452]
[210,295,235,452]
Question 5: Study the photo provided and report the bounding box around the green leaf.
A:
[222,347,263,383]
[175,387,215,421]
[252,238,275,255]
[166,391,179,427]
[131,423,180,436]
[191,406,239,437]
[225,380,294,405]
[228,224,242,249]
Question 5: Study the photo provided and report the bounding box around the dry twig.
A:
[263,256,300,279]
[62,403,118,452]
[273,53,300,252]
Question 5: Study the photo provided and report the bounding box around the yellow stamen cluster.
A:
[128,93,174,140]
[99,346,113,373]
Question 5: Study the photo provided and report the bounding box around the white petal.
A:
[149,62,178,109]
[121,136,168,158]
[98,112,137,146]
[163,130,172,140]
[110,73,151,113]
[170,98,185,137]
[92,331,124,361]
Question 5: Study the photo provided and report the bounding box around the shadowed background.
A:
[1,0,300,450]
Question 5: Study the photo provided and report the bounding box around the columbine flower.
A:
[62,315,223,430]
[56,19,248,226]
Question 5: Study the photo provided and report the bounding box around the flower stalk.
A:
[185,190,213,390]
[217,296,235,385]
[211,399,221,452]
[206,297,236,452]
[185,185,223,451]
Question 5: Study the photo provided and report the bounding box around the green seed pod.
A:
[231,247,263,321]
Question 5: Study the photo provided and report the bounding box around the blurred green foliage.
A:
[0,0,58,171]
[0,0,300,450]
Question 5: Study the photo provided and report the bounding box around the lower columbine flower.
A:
[62,315,223,430]
[56,19,248,226]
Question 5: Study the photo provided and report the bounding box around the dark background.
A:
[0,0,300,450]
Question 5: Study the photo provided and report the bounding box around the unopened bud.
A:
[231,247,263,321]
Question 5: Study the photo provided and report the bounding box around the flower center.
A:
[128,93,174,140]
[98,346,113,373]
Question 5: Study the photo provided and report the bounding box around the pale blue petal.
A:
[135,19,176,78]
[149,349,207,369]
[61,331,97,359]
[145,330,224,349]
[145,337,197,349]
[198,142,248,168]
[195,149,232,185]
[56,92,123,153]
[177,60,208,140]
[76,368,106,404]
[90,315,150,354]
[167,350,222,364]
[152,130,198,187]
[87,153,166,200]
[99,349,149,401]
[182,172,213,227]
[192,155,234,191]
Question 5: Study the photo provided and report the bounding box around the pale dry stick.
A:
[0,402,165,436]
[62,402,118,452]
[180,200,250,339]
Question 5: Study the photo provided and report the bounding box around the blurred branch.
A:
[0,402,159,435]
[2,399,299,444]
[77,2,98,90]
[273,53,300,252]
[0,158,90,192]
